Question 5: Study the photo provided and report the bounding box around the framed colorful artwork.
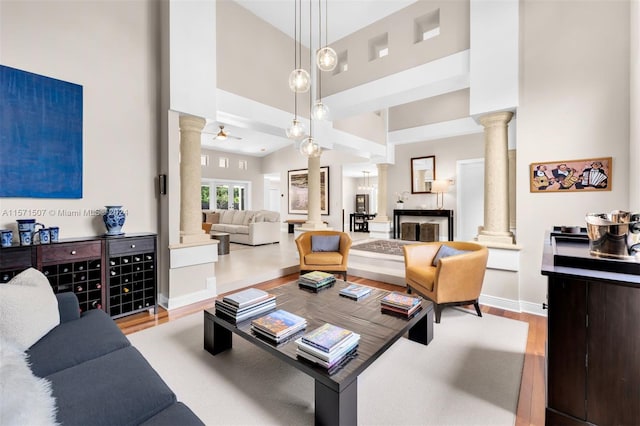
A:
[288,167,330,215]
[529,157,612,192]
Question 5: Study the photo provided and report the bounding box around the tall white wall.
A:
[0,0,159,238]
[517,0,630,304]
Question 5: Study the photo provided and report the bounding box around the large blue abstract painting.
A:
[0,65,83,198]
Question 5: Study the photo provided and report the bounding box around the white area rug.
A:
[129,308,528,425]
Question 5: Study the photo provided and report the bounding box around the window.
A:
[202,179,250,211]
[239,160,248,170]
[201,154,209,166]
[218,157,229,168]
[201,185,210,210]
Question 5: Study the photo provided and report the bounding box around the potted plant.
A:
[395,192,408,209]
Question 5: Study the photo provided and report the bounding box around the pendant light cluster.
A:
[286,0,338,158]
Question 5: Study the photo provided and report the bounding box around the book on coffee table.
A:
[298,271,336,290]
[380,292,421,310]
[339,284,372,300]
[251,309,307,343]
[301,323,353,353]
[223,287,270,309]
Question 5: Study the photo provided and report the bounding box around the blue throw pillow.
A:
[431,245,471,266]
[311,235,340,252]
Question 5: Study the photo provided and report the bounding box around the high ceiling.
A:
[204,0,421,176]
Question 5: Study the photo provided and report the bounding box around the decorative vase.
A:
[103,206,126,236]
[396,202,404,210]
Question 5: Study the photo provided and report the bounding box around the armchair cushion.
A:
[311,235,340,252]
[305,252,344,265]
[431,245,471,266]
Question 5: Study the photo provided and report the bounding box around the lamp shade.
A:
[430,180,449,193]
[299,137,321,157]
[285,119,306,140]
[312,101,329,120]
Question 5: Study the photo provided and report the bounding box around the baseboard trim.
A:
[158,286,217,311]
[479,294,547,317]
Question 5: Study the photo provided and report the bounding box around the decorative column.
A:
[179,115,210,244]
[477,111,515,245]
[369,163,391,239]
[304,153,327,229]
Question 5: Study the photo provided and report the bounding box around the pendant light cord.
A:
[309,0,313,137]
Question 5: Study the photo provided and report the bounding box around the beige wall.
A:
[0,0,160,238]
[333,111,387,144]
[389,89,470,130]
[217,0,311,118]
[517,0,630,304]
[323,0,469,96]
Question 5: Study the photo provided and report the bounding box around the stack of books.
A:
[339,284,372,300]
[295,323,360,374]
[298,271,336,292]
[251,309,307,344]
[380,291,422,318]
[214,288,276,323]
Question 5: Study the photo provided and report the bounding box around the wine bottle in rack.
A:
[146,255,152,260]
[134,256,141,262]
[110,270,116,276]
[110,260,116,266]
[123,258,129,263]
[91,300,102,309]
[123,287,130,293]
[76,285,83,292]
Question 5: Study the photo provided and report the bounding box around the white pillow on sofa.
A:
[0,268,60,350]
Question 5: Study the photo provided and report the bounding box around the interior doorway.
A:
[456,158,484,242]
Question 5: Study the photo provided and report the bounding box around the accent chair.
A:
[403,241,489,323]
[295,230,352,281]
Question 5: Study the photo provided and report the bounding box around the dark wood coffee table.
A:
[203,280,434,426]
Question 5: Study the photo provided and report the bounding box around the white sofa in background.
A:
[202,210,281,246]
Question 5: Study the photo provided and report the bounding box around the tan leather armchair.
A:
[295,231,352,280]
[403,241,489,323]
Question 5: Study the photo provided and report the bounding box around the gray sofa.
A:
[26,292,203,426]
[203,209,281,245]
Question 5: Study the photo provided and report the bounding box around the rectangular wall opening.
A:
[414,10,440,44]
[368,33,389,61]
[333,50,348,75]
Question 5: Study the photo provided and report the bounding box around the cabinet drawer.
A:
[108,237,155,256]
[0,247,34,269]
[40,241,102,263]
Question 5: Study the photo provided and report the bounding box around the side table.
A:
[209,231,230,255]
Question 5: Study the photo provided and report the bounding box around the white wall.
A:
[0,0,159,238]
[517,0,630,304]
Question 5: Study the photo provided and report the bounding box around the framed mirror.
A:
[411,156,436,194]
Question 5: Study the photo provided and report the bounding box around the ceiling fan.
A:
[208,125,242,141]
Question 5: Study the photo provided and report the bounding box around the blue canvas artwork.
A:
[0,65,83,198]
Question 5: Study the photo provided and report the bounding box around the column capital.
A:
[478,111,513,129]
[179,115,206,132]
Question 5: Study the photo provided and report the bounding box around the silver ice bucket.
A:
[585,210,640,259]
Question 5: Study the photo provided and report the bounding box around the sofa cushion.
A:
[311,235,340,252]
[261,211,280,222]
[27,309,131,378]
[304,252,343,266]
[1,340,58,426]
[243,211,256,225]
[231,211,246,225]
[432,245,471,267]
[48,346,176,426]
[0,268,60,350]
[141,402,204,426]
[221,224,249,235]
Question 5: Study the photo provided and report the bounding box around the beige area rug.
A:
[129,308,528,425]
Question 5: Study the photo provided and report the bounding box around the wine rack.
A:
[38,240,104,314]
[106,236,157,318]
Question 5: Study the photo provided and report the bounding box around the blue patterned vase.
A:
[103,205,126,236]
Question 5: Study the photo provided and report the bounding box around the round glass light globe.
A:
[316,47,338,72]
[312,102,329,120]
[288,69,311,93]
[299,137,321,157]
[285,119,306,140]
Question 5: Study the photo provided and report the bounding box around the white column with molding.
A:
[297,153,328,236]
[369,163,391,239]
[179,115,210,244]
[477,111,515,245]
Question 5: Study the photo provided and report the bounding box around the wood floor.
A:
[116,273,547,426]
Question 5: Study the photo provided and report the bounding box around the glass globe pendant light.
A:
[286,118,306,140]
[299,136,320,157]
[316,47,337,72]
[312,101,329,120]
[288,68,310,93]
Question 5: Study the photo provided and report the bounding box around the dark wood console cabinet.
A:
[542,237,640,425]
[0,233,157,319]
